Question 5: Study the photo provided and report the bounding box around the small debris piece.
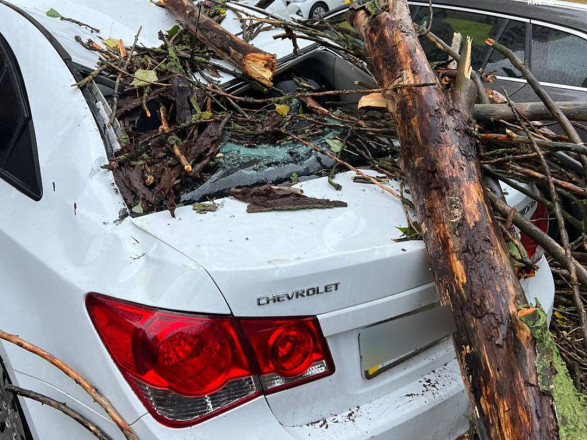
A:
[192,202,218,214]
[485,88,507,104]
[227,185,347,213]
[358,93,388,110]
[352,175,389,184]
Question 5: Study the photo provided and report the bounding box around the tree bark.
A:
[348,1,559,439]
[161,0,277,86]
[474,101,587,123]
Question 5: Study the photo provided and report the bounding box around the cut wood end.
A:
[358,93,389,110]
[243,52,277,87]
[485,38,495,46]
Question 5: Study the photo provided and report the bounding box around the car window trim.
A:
[408,1,530,22]
[531,20,587,42]
[493,75,587,92]
[480,18,509,70]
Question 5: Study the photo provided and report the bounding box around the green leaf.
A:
[167,25,181,38]
[102,37,120,50]
[131,69,158,87]
[131,203,144,214]
[396,222,421,239]
[290,172,299,184]
[326,139,344,153]
[191,111,212,122]
[507,241,521,259]
[46,8,62,18]
[275,104,290,116]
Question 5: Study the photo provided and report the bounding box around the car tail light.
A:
[86,294,334,427]
[86,294,261,427]
[520,202,549,262]
[239,318,334,393]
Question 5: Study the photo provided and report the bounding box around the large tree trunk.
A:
[161,0,277,86]
[348,1,559,438]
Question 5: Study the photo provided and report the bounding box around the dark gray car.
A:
[327,0,587,103]
[408,0,587,103]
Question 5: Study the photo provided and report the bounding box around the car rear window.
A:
[0,33,42,200]
[531,25,587,88]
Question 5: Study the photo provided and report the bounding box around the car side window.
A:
[485,19,526,78]
[0,33,42,200]
[531,25,587,88]
[413,8,506,70]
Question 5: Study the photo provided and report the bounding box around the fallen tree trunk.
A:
[160,0,277,86]
[348,1,560,438]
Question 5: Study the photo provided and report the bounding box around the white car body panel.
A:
[286,0,345,19]
[0,1,555,439]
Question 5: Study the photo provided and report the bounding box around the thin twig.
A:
[478,133,587,155]
[0,330,137,440]
[505,92,587,350]
[487,191,587,288]
[6,385,114,440]
[109,27,143,127]
[487,38,587,176]
[287,133,409,204]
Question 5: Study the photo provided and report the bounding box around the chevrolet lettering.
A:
[257,282,341,306]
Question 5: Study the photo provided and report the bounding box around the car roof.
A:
[411,0,587,34]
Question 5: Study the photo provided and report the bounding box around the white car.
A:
[286,0,346,20]
[0,1,554,439]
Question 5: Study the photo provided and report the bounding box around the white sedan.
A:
[0,0,554,439]
[286,0,346,20]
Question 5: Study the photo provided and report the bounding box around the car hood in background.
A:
[7,0,304,78]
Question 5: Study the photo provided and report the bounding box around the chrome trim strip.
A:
[409,2,530,21]
[531,20,587,41]
[494,76,587,92]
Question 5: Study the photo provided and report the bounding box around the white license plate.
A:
[359,305,456,379]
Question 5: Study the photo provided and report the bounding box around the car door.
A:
[410,4,536,100]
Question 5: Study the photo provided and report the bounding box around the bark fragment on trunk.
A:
[161,0,277,86]
[348,1,559,438]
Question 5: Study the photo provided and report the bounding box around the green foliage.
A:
[131,69,158,87]
[46,8,62,18]
[397,222,421,239]
[326,139,344,153]
[102,37,120,50]
[519,307,587,440]
[166,25,181,38]
[131,203,144,214]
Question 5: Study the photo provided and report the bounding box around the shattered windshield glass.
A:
[86,5,400,216]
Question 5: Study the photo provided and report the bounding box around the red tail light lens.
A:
[520,202,549,262]
[86,294,334,427]
[86,294,260,427]
[239,318,334,393]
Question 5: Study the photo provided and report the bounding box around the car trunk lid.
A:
[132,170,434,317]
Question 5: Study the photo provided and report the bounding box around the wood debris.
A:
[227,185,347,213]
